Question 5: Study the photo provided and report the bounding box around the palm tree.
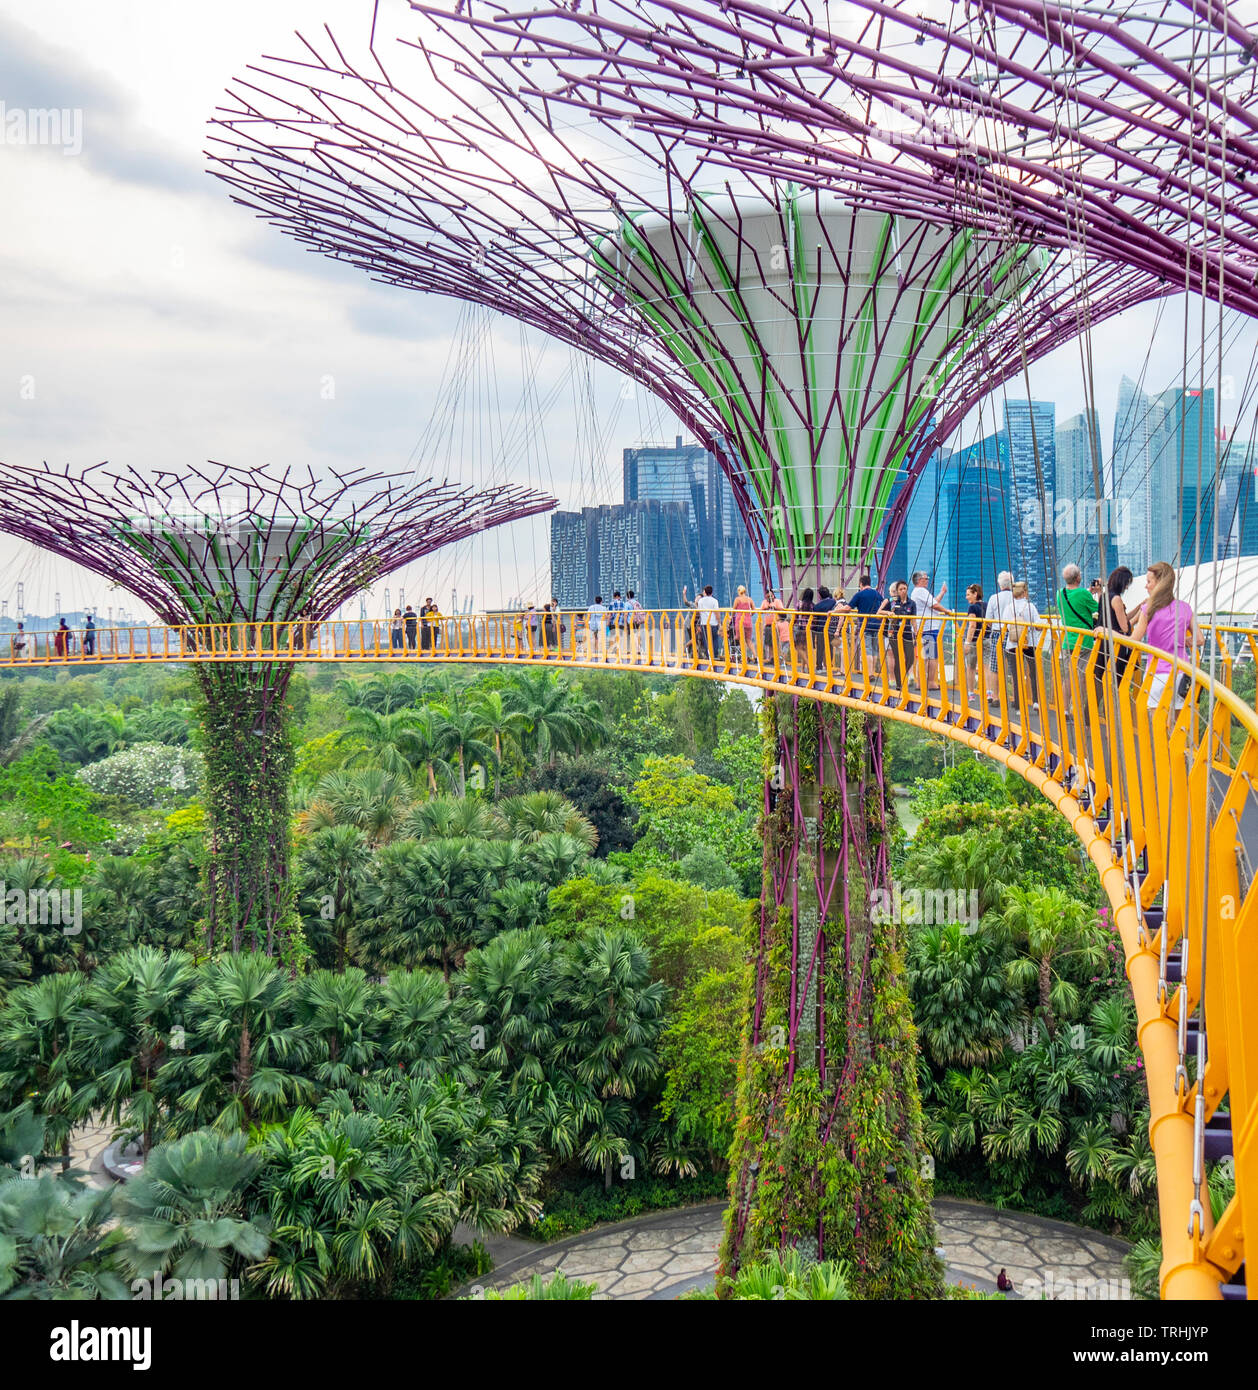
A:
[0,973,88,1167]
[339,707,425,778]
[402,795,498,843]
[525,831,592,887]
[553,928,665,1190]
[505,671,586,768]
[71,946,198,1155]
[431,704,496,797]
[494,791,598,852]
[998,885,1105,1037]
[43,705,126,766]
[161,953,311,1135]
[296,824,370,971]
[471,690,528,794]
[0,1175,128,1299]
[291,969,380,1096]
[457,929,559,1093]
[112,1129,268,1292]
[302,769,413,846]
[84,857,154,950]
[373,969,474,1084]
[906,923,1014,1066]
[908,829,1017,921]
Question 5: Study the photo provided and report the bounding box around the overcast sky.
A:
[2,0,1255,621]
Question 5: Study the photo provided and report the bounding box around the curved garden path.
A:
[457,1198,1133,1301]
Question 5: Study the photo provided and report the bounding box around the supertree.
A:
[0,460,554,956]
[206,7,1166,1294]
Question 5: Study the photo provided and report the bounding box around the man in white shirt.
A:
[909,569,947,698]
[694,584,721,663]
[984,571,1017,705]
[587,595,607,657]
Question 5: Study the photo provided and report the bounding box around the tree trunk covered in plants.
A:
[719,695,941,1299]
[195,663,300,960]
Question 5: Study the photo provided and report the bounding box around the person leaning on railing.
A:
[984,572,1016,705]
[1004,581,1043,715]
[878,580,916,690]
[1055,563,1100,727]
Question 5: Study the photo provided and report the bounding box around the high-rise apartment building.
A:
[1003,399,1057,605]
[551,437,763,609]
[1054,408,1114,580]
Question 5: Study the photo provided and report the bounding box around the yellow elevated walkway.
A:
[5,607,1255,1300]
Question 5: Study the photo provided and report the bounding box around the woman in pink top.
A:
[1131,561,1200,712]
[732,585,755,666]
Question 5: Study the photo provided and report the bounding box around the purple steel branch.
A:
[209,12,1162,588]
[444,0,1258,317]
[0,459,555,623]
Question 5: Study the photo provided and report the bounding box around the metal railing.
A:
[2,606,1254,1299]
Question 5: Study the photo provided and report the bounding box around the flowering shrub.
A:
[77,743,204,806]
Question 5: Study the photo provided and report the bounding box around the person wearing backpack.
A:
[625,588,645,660]
[1056,563,1100,728]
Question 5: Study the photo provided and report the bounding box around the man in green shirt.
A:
[1056,563,1099,727]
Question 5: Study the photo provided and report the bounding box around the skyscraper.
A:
[551,437,763,608]
[623,437,763,599]
[1055,408,1113,580]
[549,500,692,610]
[1112,376,1155,571]
[1003,399,1057,605]
[881,435,1013,603]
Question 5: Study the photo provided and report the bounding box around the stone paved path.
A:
[460,1198,1132,1301]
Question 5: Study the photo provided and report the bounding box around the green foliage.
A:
[112,1130,268,1290]
[0,748,114,849]
[248,1078,545,1299]
[0,1173,127,1300]
[702,1248,851,1301]
[473,1270,597,1300]
[524,1171,728,1241]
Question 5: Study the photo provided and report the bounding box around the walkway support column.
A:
[721,695,941,1297]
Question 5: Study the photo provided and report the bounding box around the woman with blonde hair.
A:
[1004,580,1042,715]
[732,583,755,665]
[1132,560,1200,712]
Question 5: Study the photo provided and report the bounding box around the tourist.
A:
[880,580,916,690]
[793,587,815,673]
[810,585,837,674]
[985,571,1017,705]
[758,589,781,665]
[1056,562,1099,725]
[1005,581,1043,716]
[587,594,607,657]
[10,622,28,660]
[541,602,558,650]
[694,583,721,663]
[54,618,70,659]
[625,589,645,659]
[389,608,403,651]
[731,584,755,664]
[607,590,626,657]
[403,604,418,651]
[997,1269,1014,1293]
[1131,561,1201,714]
[1098,566,1135,683]
[83,612,96,657]
[962,584,984,700]
[909,570,947,698]
[847,572,884,678]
